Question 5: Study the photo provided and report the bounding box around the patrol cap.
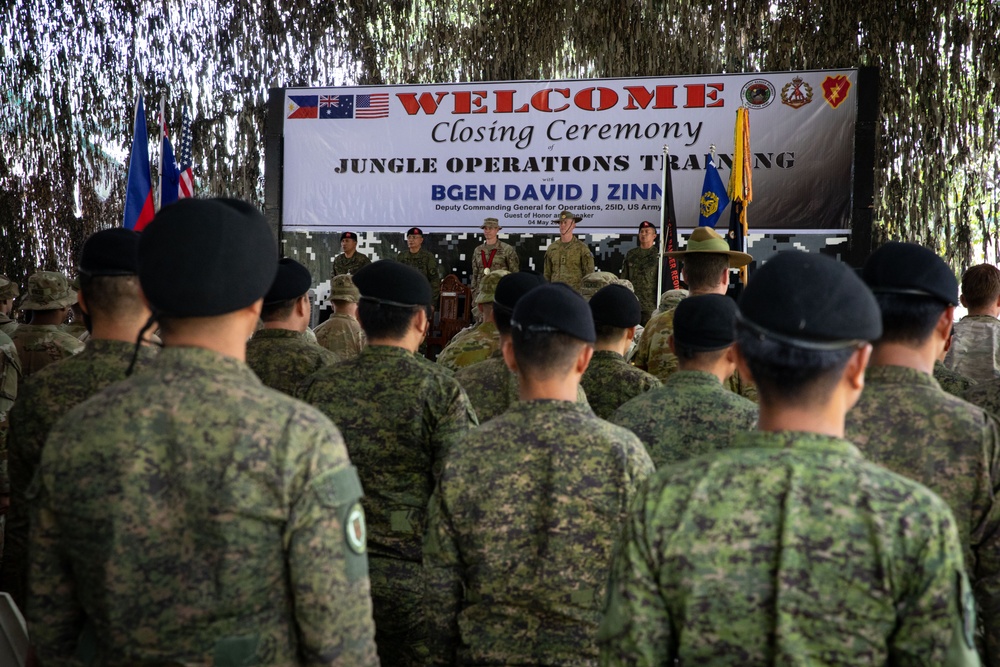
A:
[554,210,583,224]
[406,227,424,237]
[0,275,18,300]
[638,220,656,231]
[512,283,596,343]
[493,272,547,316]
[580,271,619,300]
[475,269,509,304]
[862,241,958,306]
[264,258,312,304]
[673,294,738,351]
[138,198,279,317]
[20,271,77,310]
[481,217,500,229]
[353,259,432,307]
[658,288,689,312]
[78,228,141,277]
[341,231,358,241]
[330,274,361,303]
[738,251,882,350]
[665,226,752,268]
[589,284,642,328]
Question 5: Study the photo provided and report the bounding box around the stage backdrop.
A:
[276,69,858,234]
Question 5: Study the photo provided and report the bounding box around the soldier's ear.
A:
[501,337,518,374]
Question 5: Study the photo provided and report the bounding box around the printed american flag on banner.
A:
[178,106,194,198]
[355,93,389,119]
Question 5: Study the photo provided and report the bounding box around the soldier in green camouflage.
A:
[611,294,757,467]
[397,226,441,302]
[314,274,366,359]
[845,242,1000,662]
[600,250,980,666]
[425,283,653,666]
[580,284,660,419]
[331,231,372,277]
[11,271,84,378]
[0,275,18,337]
[620,220,661,324]
[2,229,157,610]
[544,210,595,292]
[471,217,519,301]
[436,269,507,372]
[944,264,1000,383]
[299,259,477,667]
[27,199,378,665]
[247,258,340,396]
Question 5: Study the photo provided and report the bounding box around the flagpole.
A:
[158,96,166,210]
[656,145,668,305]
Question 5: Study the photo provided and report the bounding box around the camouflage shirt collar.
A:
[157,346,261,384]
[363,344,417,359]
[251,328,308,341]
[665,369,725,387]
[864,363,939,389]
[591,349,626,362]
[732,430,862,458]
[507,397,591,417]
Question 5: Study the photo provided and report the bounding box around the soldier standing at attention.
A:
[246,257,340,396]
[314,274,366,359]
[600,250,980,665]
[425,283,653,666]
[11,271,84,378]
[544,210,594,292]
[471,217,519,301]
[580,284,661,419]
[846,242,1000,661]
[299,259,477,667]
[945,263,1000,382]
[397,226,441,303]
[620,220,660,324]
[611,294,757,467]
[27,199,378,665]
[331,231,371,277]
[0,275,19,336]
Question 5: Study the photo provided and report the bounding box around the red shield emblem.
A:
[822,75,851,109]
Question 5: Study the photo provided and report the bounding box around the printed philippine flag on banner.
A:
[123,94,155,230]
[287,95,319,119]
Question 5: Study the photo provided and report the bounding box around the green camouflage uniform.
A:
[314,313,366,359]
[298,344,478,666]
[937,359,978,397]
[611,369,758,467]
[580,350,661,420]
[397,249,441,302]
[60,321,88,341]
[544,238,595,292]
[0,313,18,337]
[435,321,500,372]
[846,364,1000,661]
[946,315,1000,383]
[2,338,156,609]
[246,328,340,396]
[965,379,1000,419]
[620,246,659,324]
[28,346,378,665]
[331,251,371,277]
[471,241,519,299]
[425,399,654,666]
[11,324,85,378]
[0,330,20,418]
[599,430,980,666]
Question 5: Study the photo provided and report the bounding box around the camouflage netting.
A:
[1,0,997,281]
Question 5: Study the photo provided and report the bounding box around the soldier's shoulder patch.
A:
[346,502,367,555]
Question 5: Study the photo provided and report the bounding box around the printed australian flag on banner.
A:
[320,94,354,119]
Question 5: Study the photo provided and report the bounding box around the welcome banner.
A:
[280,69,858,234]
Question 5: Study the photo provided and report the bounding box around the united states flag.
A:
[178,106,194,198]
[356,93,389,119]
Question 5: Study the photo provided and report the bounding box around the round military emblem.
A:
[345,503,367,554]
[483,268,491,275]
[741,79,775,109]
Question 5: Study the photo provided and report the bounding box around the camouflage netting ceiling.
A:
[1,0,998,281]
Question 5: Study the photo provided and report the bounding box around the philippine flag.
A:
[287,95,319,119]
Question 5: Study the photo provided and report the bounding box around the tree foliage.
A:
[2,0,997,279]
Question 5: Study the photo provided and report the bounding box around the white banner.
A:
[280,69,858,234]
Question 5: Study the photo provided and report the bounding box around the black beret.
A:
[512,283,596,343]
[138,198,278,317]
[638,220,655,231]
[264,258,312,304]
[493,272,547,315]
[353,259,432,307]
[862,241,957,306]
[673,294,738,350]
[79,228,141,277]
[738,251,882,349]
[406,227,424,236]
[341,231,358,241]
[589,284,641,328]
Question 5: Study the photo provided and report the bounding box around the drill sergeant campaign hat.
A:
[353,259,432,308]
[0,274,20,300]
[78,228,141,277]
[20,271,77,311]
[862,241,958,306]
[330,274,361,303]
[738,251,882,349]
[138,198,279,317]
[589,284,642,328]
[673,294,739,351]
[475,269,510,305]
[665,226,753,268]
[264,258,313,305]
[512,283,596,344]
[554,210,583,224]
